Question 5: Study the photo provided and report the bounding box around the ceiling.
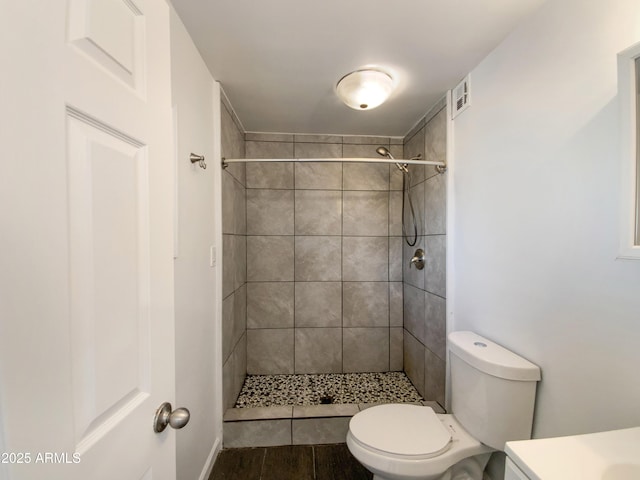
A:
[170,0,546,137]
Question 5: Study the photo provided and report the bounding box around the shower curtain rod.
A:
[221,157,446,169]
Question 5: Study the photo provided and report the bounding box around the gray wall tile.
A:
[295,162,342,190]
[234,235,247,290]
[295,236,341,281]
[224,419,292,448]
[424,292,446,360]
[233,334,247,408]
[246,132,294,142]
[343,237,388,281]
[293,404,358,418]
[221,103,246,185]
[246,161,294,189]
[343,162,389,190]
[247,236,294,281]
[343,282,389,327]
[404,330,425,397]
[223,353,234,410]
[247,282,294,328]
[294,134,342,144]
[342,144,382,159]
[389,282,403,327]
[343,191,388,236]
[233,284,247,347]
[222,172,236,235]
[225,406,293,421]
[404,127,425,187]
[424,173,447,235]
[247,189,294,235]
[425,348,445,405]
[222,293,235,362]
[292,417,350,445]
[404,283,426,343]
[222,234,235,299]
[294,142,342,159]
[247,329,294,374]
[389,191,403,236]
[295,190,342,235]
[236,128,445,377]
[342,136,390,145]
[295,282,342,327]
[390,327,404,371]
[389,145,405,191]
[401,107,448,403]
[424,235,446,297]
[424,108,447,179]
[343,328,389,372]
[233,176,247,235]
[389,236,403,282]
[221,98,246,412]
[246,140,294,159]
[408,181,426,236]
[295,328,342,374]
[390,166,404,192]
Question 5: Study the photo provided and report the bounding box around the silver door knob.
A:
[154,402,190,433]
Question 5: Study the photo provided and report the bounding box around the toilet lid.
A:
[349,405,452,457]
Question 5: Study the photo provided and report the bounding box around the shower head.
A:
[377,146,408,173]
[376,146,394,159]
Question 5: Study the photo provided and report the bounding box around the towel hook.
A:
[190,153,206,170]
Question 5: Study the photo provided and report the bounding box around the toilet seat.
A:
[349,404,452,459]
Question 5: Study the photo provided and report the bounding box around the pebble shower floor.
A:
[234,372,423,408]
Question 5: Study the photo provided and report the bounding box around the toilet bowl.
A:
[346,331,541,480]
[346,404,492,480]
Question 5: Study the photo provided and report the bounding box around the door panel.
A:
[68,0,144,89]
[67,110,151,454]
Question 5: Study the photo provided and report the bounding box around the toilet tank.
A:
[449,331,541,451]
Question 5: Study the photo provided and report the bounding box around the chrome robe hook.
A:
[190,153,206,169]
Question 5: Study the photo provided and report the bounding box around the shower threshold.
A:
[223,372,444,448]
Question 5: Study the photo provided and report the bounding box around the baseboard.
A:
[198,436,222,480]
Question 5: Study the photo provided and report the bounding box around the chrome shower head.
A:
[376,146,394,159]
[377,146,408,173]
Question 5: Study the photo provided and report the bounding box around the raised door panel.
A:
[67,109,151,455]
[68,0,144,90]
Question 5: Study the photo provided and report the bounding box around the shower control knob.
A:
[410,248,425,270]
[153,402,191,433]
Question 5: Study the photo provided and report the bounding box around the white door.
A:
[0,1,176,479]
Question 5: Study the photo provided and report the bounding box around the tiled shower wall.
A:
[221,95,247,410]
[402,98,448,406]
[244,134,405,375]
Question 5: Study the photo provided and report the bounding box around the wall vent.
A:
[452,75,470,118]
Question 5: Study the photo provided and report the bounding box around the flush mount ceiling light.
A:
[336,69,394,110]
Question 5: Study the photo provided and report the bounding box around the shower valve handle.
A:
[410,249,425,270]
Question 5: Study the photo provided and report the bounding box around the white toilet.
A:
[346,331,541,480]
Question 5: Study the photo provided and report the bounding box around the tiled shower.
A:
[221,94,447,411]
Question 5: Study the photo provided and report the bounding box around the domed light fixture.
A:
[336,69,394,110]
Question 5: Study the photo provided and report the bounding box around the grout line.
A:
[340,157,344,374]
[293,158,297,375]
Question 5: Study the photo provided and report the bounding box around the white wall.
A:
[170,9,222,479]
[452,0,640,439]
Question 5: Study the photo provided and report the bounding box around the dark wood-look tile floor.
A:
[209,444,373,480]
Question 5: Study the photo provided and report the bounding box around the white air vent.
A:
[452,75,470,118]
